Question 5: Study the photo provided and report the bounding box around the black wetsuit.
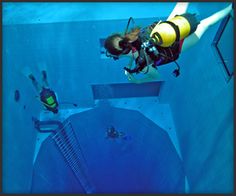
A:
[124,13,200,74]
[40,87,59,113]
[127,32,182,74]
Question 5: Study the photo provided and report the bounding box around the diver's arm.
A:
[55,92,59,104]
[125,64,160,84]
[126,49,160,84]
[126,56,134,69]
[124,56,135,75]
[127,74,156,84]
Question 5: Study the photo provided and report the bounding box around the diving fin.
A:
[21,66,33,78]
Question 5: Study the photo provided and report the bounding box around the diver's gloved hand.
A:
[124,70,129,76]
[124,67,132,74]
[124,67,139,74]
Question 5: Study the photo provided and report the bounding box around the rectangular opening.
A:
[212,14,234,83]
[91,81,164,99]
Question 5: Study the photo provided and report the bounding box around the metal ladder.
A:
[52,120,95,193]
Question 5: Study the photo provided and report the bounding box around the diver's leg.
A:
[41,70,49,88]
[22,66,41,92]
[181,33,200,52]
[194,4,232,38]
[36,62,49,88]
[167,2,189,21]
[28,74,41,93]
[182,4,232,52]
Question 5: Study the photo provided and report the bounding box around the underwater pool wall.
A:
[2,3,174,192]
[3,2,233,193]
[2,2,200,25]
[2,27,42,192]
[31,104,186,193]
[158,2,233,193]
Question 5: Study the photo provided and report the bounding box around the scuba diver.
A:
[23,65,59,114]
[104,2,233,83]
[106,126,131,140]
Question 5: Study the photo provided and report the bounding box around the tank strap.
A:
[160,21,180,43]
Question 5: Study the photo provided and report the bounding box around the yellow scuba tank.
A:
[150,14,192,47]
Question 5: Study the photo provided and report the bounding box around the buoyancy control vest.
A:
[124,24,182,74]
[40,88,59,112]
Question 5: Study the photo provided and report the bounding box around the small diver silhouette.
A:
[106,126,132,141]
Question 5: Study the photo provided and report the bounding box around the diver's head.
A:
[104,34,132,60]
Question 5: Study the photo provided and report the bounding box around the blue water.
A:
[31,106,185,193]
[2,2,233,194]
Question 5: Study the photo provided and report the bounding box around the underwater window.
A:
[212,14,234,83]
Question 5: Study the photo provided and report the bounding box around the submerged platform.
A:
[32,99,187,193]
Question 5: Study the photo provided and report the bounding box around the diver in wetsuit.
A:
[104,3,233,83]
[106,126,132,141]
[106,126,124,139]
[27,68,59,114]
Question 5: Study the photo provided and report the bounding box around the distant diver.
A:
[23,63,59,114]
[106,126,132,141]
[104,3,233,82]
